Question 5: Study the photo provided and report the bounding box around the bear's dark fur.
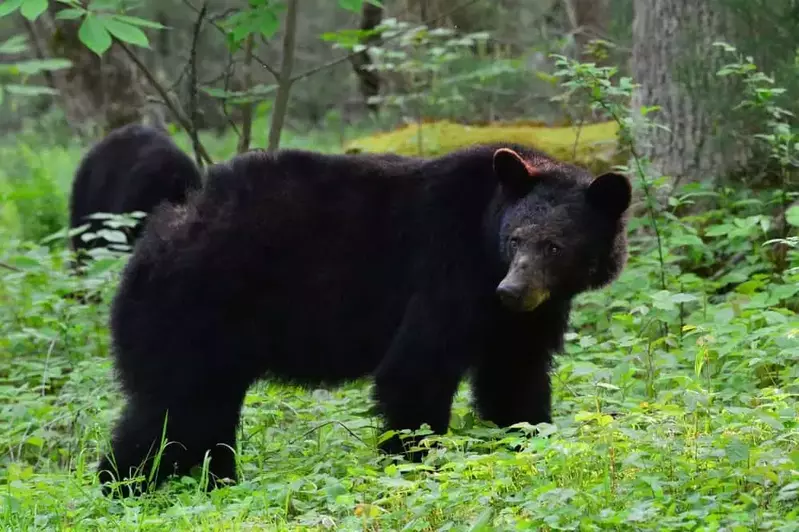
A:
[97,143,632,496]
[68,123,202,264]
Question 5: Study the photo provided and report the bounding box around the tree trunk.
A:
[564,0,610,63]
[631,0,743,187]
[40,5,156,137]
[267,0,299,153]
[349,2,384,113]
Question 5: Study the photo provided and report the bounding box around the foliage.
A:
[325,15,559,128]
[0,139,74,242]
[0,35,70,104]
[1,0,162,56]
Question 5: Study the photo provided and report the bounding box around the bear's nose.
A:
[496,283,524,307]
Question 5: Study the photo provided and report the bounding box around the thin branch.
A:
[188,2,207,168]
[267,0,299,153]
[289,0,482,84]
[19,16,56,91]
[237,34,255,153]
[115,40,213,166]
[0,261,22,272]
[168,62,191,93]
[220,51,242,138]
[181,0,479,153]
[182,0,279,79]
[182,0,479,87]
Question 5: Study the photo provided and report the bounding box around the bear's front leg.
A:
[372,292,486,461]
[470,299,571,430]
[470,350,553,428]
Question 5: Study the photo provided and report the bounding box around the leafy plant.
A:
[0,35,70,103]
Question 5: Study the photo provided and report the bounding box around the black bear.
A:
[68,123,202,265]
[97,143,632,496]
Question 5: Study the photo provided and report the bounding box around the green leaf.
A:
[96,229,129,244]
[466,508,494,532]
[26,435,45,447]
[78,15,112,56]
[0,0,23,18]
[671,293,698,304]
[724,438,749,464]
[714,307,735,325]
[7,255,40,270]
[0,35,28,54]
[223,7,281,44]
[5,84,59,96]
[55,8,86,21]
[111,14,166,29]
[20,0,47,21]
[338,0,363,12]
[786,204,799,228]
[694,348,707,377]
[87,0,120,10]
[13,58,72,74]
[85,257,121,276]
[705,224,731,237]
[104,17,150,48]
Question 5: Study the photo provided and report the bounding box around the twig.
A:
[288,420,369,447]
[19,16,56,91]
[267,0,299,153]
[182,0,480,153]
[220,52,243,138]
[41,338,57,396]
[289,0,482,84]
[237,34,255,153]
[613,111,667,290]
[188,2,207,168]
[168,62,191,93]
[0,261,22,272]
[115,40,214,165]
[183,0,479,88]
[182,0,279,79]
[710,251,748,281]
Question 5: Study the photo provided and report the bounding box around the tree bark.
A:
[349,1,383,113]
[41,5,156,137]
[267,0,299,153]
[237,34,256,153]
[564,0,610,63]
[631,0,743,186]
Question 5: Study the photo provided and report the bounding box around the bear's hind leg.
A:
[98,389,246,497]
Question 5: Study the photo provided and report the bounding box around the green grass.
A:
[1,123,798,531]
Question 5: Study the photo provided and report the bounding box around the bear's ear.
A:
[493,148,539,197]
[586,171,632,219]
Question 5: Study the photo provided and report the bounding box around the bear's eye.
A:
[544,241,561,256]
[508,236,520,252]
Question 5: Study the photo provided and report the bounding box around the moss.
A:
[345,120,624,174]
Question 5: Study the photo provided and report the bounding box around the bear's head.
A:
[491,147,632,312]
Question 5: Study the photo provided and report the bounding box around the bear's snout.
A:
[496,278,550,312]
[496,281,526,309]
